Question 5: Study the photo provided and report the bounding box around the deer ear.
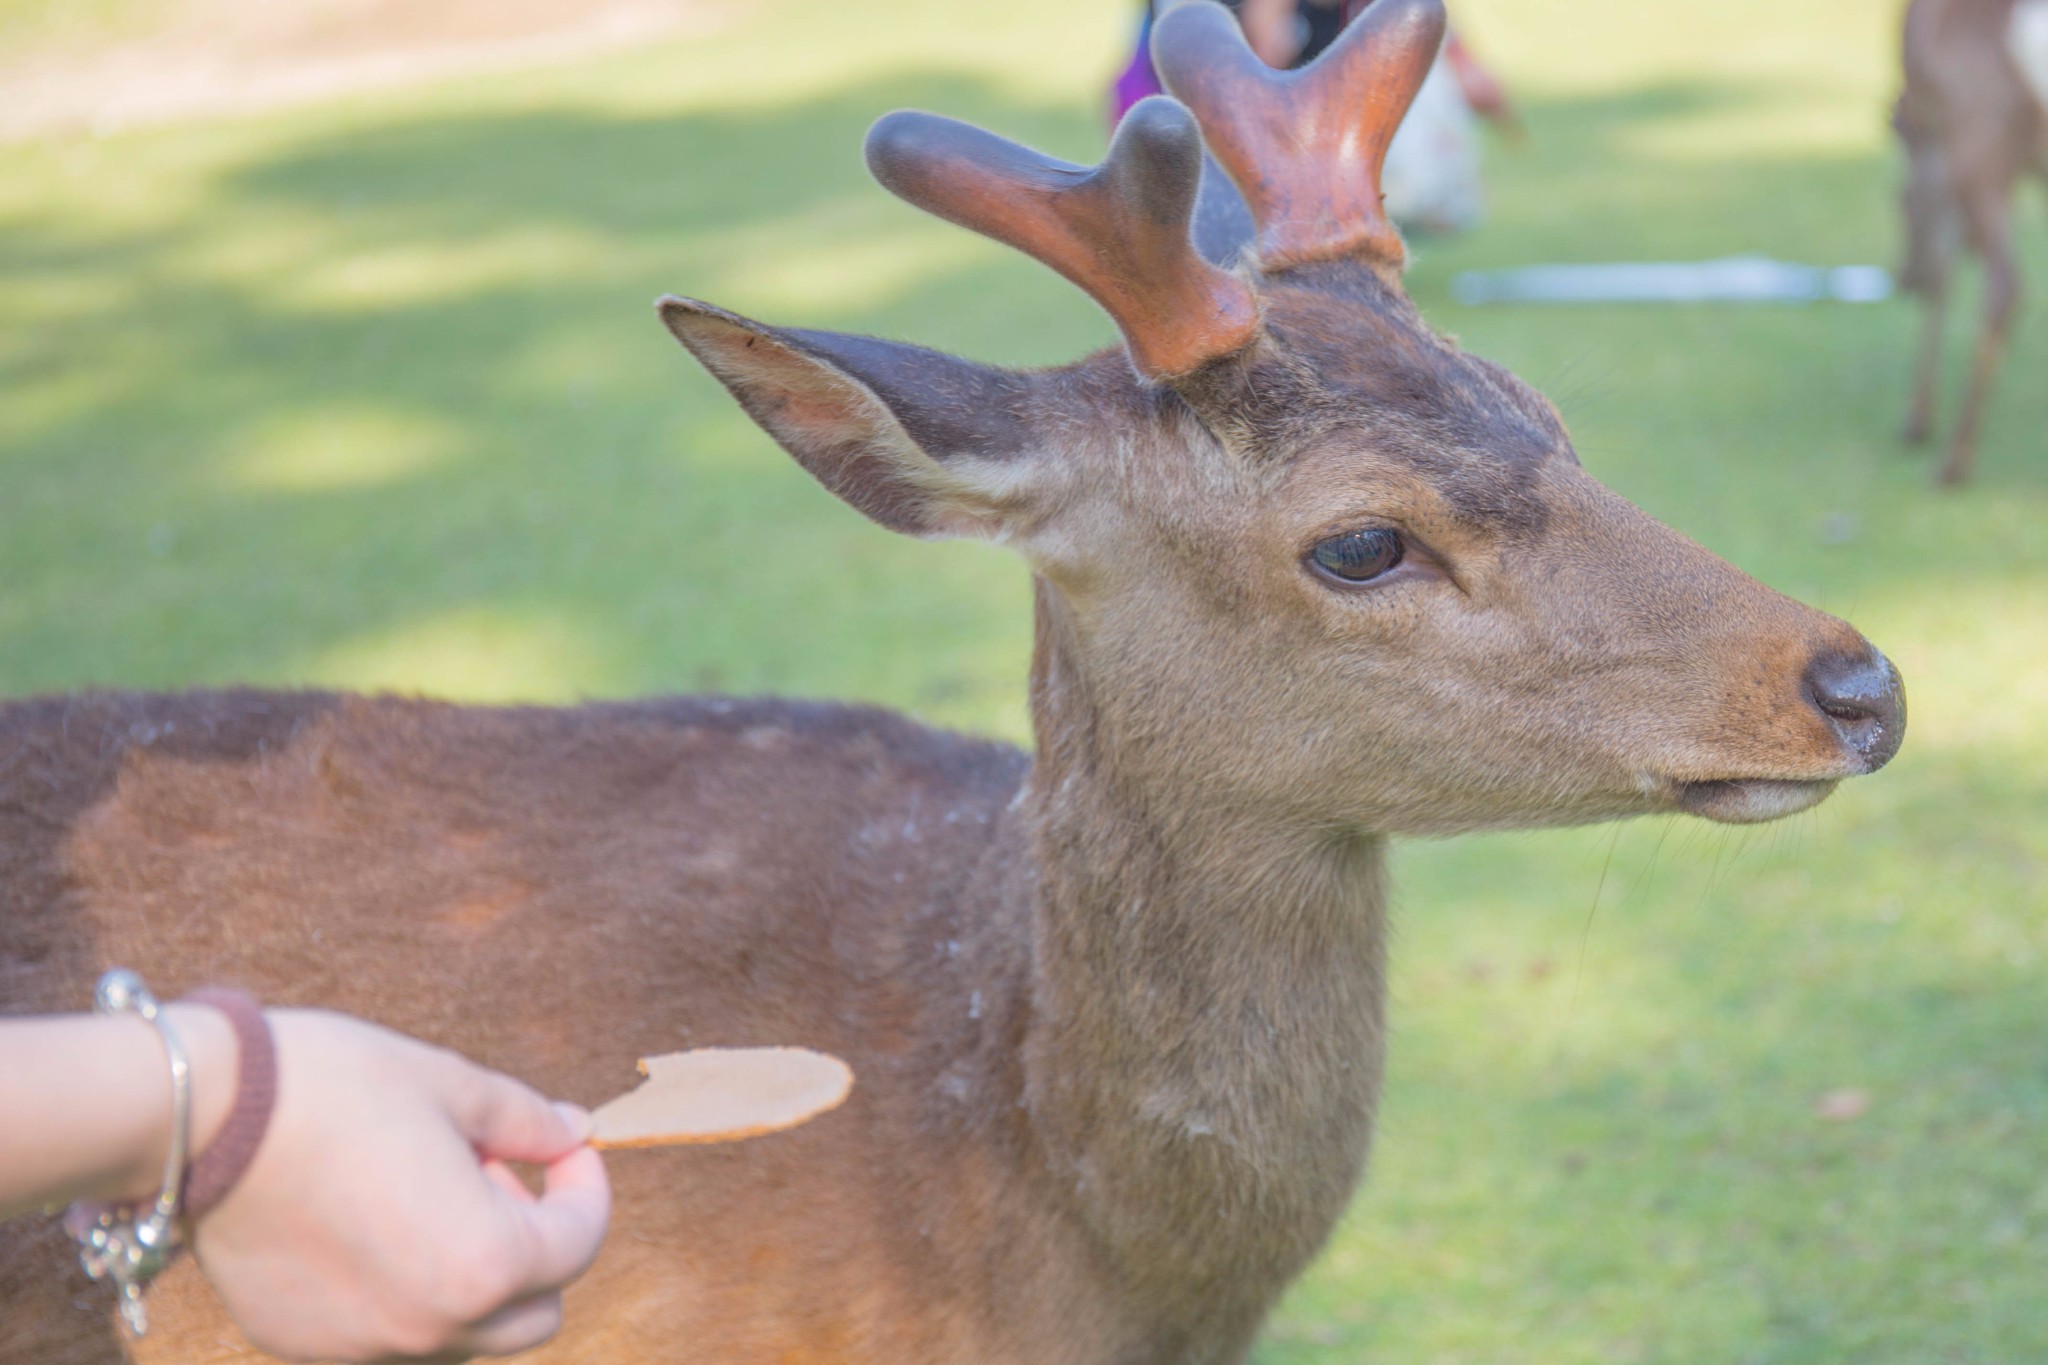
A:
[659,297,1047,539]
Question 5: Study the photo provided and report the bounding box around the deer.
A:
[0,2,1907,1362]
[1895,0,2048,484]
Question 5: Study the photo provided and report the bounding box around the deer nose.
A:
[1806,648,1906,772]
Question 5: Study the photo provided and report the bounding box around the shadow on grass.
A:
[2,71,2039,712]
[4,67,2045,686]
[0,69,1121,721]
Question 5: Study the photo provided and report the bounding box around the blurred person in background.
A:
[2016,0,2048,105]
[1111,0,1517,234]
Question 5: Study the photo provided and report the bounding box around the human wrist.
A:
[102,1003,237,1207]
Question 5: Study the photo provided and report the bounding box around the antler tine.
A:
[865,97,1259,380]
[1152,0,1448,273]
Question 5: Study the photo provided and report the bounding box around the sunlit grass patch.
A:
[278,226,631,314]
[300,605,620,702]
[224,405,467,491]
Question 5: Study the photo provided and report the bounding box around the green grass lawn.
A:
[0,0,139,56]
[3,0,2045,1358]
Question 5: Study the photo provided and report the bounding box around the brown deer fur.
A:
[2,3,1904,1361]
[1896,0,2048,483]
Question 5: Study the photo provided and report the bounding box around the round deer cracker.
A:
[589,1047,853,1149]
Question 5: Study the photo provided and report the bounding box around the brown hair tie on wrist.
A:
[178,989,277,1224]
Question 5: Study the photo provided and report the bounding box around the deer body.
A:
[1,683,1382,1365]
[1897,0,2048,483]
[3,4,1905,1361]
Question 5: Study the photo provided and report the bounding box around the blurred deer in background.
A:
[2,2,1905,1362]
[1896,0,2048,484]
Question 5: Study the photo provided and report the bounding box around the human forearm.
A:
[3,999,608,1360]
[0,1005,235,1219]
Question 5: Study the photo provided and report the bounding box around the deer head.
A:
[659,0,1903,837]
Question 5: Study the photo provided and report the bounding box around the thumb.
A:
[507,1142,611,1293]
[453,1068,589,1165]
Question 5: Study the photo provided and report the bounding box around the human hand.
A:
[189,1010,610,1362]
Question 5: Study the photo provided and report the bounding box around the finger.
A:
[445,1291,565,1359]
[507,1144,610,1294]
[452,1070,581,1166]
[480,1159,537,1206]
[552,1102,594,1146]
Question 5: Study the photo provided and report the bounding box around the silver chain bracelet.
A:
[67,968,191,1338]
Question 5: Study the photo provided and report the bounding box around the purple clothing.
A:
[1112,12,1165,121]
[1111,2,1372,123]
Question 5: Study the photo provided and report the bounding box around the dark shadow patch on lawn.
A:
[0,68,1109,709]
[1,70,2040,713]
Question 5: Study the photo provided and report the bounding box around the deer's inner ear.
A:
[660,296,1049,540]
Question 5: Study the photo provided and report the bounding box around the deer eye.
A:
[1309,528,1405,585]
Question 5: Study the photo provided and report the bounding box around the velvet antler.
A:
[865,97,1259,380]
[1152,0,1447,273]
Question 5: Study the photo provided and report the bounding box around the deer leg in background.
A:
[1892,147,1957,448]
[1898,135,1958,448]
[1939,170,2020,485]
[1902,218,1954,448]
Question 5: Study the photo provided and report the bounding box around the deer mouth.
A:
[1674,778,1841,824]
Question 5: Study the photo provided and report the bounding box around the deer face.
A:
[662,0,1902,836]
[997,268,1899,834]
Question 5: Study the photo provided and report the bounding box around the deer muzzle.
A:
[1805,647,1907,773]
[1671,641,1905,825]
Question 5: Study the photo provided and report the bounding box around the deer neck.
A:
[1012,585,1389,1321]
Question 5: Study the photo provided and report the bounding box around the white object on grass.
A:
[1450,256,1894,306]
[2013,0,2048,113]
